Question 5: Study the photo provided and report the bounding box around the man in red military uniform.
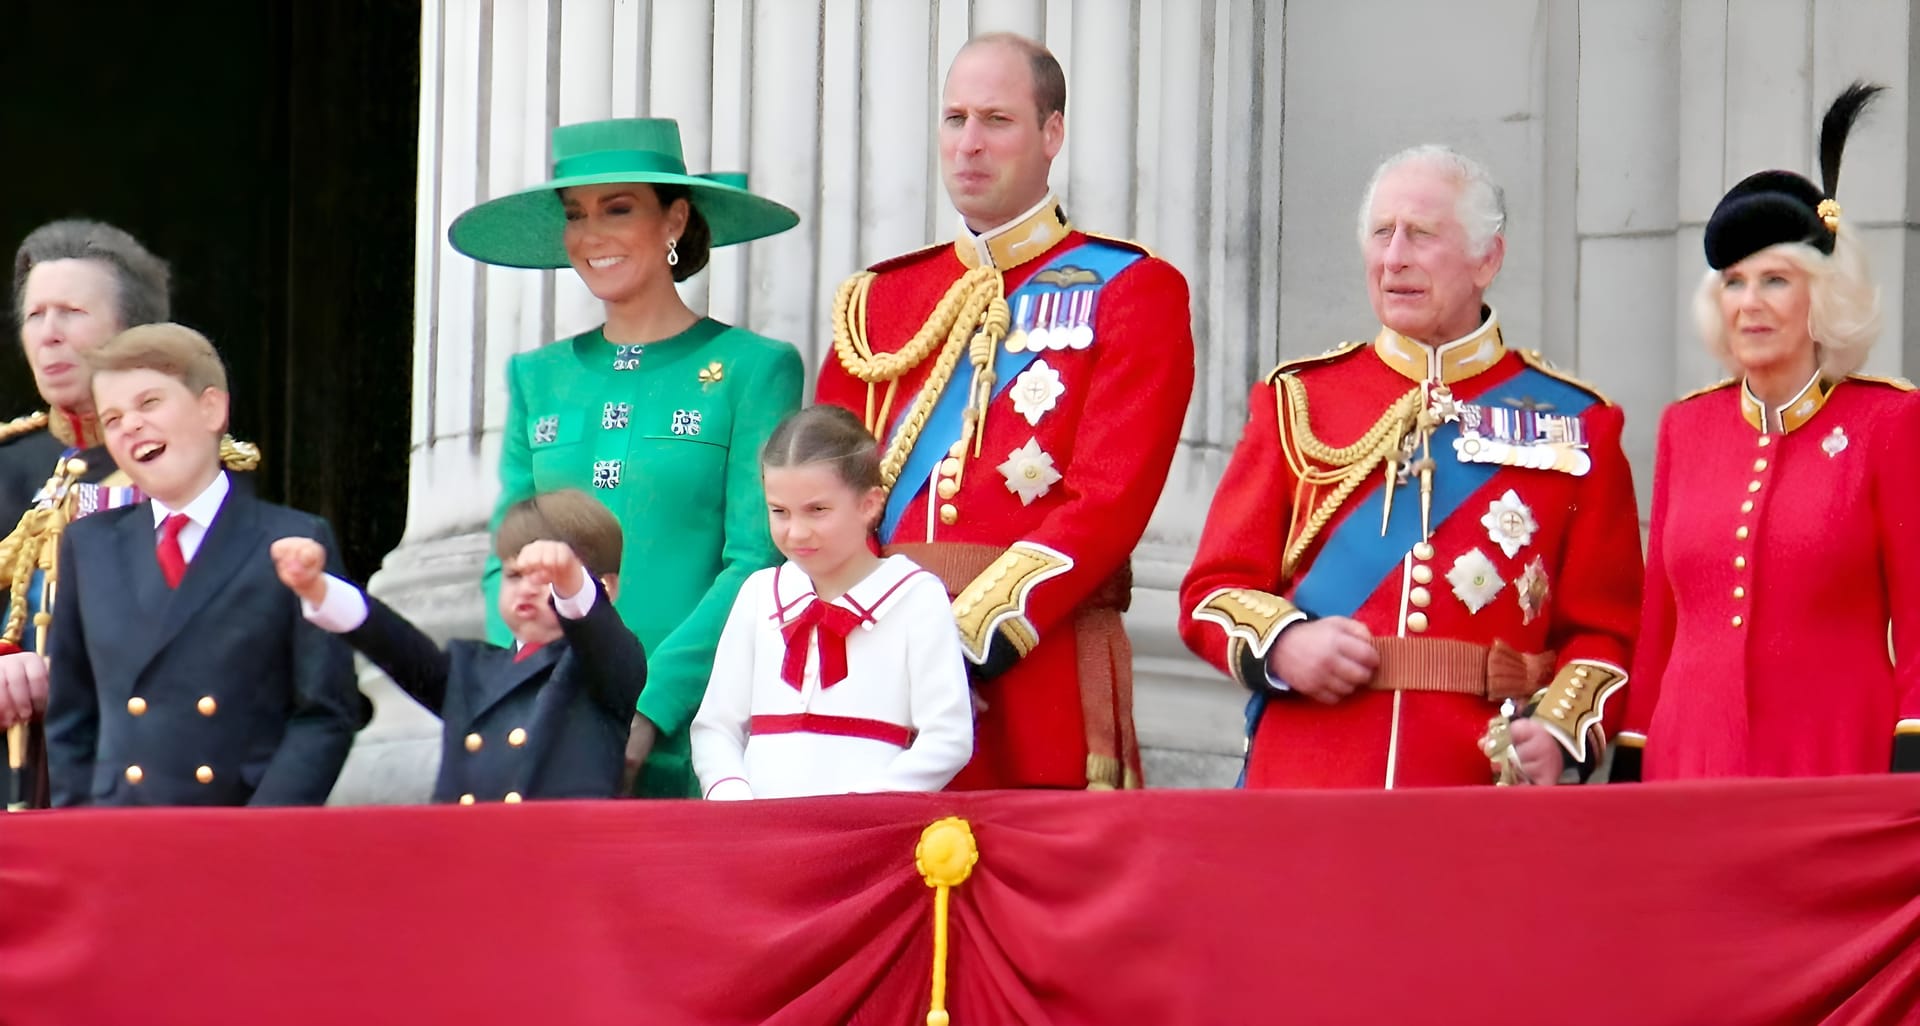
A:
[816,32,1194,790]
[1179,146,1642,788]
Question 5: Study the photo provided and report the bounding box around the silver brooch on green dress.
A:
[671,410,703,436]
[593,460,622,489]
[533,416,559,444]
[613,345,642,371]
[602,402,630,430]
[1823,425,1849,457]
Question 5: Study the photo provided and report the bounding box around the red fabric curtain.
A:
[3,779,1918,1025]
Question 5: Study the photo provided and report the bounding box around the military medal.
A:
[1025,293,1055,352]
[1005,294,1034,354]
[1516,556,1550,625]
[1823,425,1849,457]
[998,437,1062,505]
[1066,291,1095,350]
[1009,360,1066,426]
[1480,490,1537,558]
[1446,548,1505,613]
[1453,400,1592,476]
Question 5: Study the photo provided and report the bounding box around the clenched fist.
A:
[512,540,588,599]
[270,536,329,606]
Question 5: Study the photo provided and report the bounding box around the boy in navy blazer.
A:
[272,488,645,803]
[45,323,369,807]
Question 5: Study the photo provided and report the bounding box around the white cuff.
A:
[301,574,369,633]
[550,572,598,620]
[704,777,754,801]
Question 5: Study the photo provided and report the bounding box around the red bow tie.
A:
[779,598,863,691]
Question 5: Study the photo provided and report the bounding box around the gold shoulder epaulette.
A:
[0,411,49,445]
[1846,372,1916,392]
[1677,378,1737,402]
[866,241,949,275]
[1517,349,1614,407]
[1264,341,1367,384]
[1080,231,1157,259]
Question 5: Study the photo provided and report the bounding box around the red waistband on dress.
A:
[749,713,912,748]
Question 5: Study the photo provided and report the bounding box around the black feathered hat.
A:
[1704,81,1885,270]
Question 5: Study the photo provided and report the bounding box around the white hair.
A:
[1691,226,1882,378]
[1356,145,1507,258]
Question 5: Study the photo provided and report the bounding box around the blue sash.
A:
[878,240,1143,540]
[1237,363,1598,784]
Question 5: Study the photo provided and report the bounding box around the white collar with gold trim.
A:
[1373,308,1507,385]
[1740,373,1833,435]
[955,194,1073,271]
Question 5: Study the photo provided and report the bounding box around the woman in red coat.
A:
[1615,82,1920,781]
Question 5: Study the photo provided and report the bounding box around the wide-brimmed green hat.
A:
[447,118,799,269]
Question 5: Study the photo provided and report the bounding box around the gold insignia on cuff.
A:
[951,542,1075,663]
[1531,660,1627,763]
[1615,731,1647,750]
[1895,719,1920,736]
[1190,587,1304,662]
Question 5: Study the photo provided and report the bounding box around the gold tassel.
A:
[916,817,980,1026]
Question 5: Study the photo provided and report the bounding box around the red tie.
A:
[514,641,545,664]
[779,598,863,691]
[157,513,189,589]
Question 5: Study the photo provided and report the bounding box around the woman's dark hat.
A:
[1704,82,1885,270]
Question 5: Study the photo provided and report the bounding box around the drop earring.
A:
[667,238,680,267]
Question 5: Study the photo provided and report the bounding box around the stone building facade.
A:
[332,0,1920,800]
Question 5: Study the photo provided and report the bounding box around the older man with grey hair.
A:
[1179,145,1644,789]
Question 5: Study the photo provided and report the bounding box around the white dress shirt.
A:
[150,471,231,565]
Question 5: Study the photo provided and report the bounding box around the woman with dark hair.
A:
[1616,83,1920,781]
[450,118,803,798]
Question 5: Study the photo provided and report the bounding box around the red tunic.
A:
[1623,376,1920,778]
[1179,316,1643,788]
[815,201,1194,789]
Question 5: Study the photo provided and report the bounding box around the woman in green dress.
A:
[449,118,803,797]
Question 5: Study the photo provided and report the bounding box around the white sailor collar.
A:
[768,554,934,629]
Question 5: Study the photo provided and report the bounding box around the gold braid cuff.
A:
[1531,659,1627,764]
[951,541,1074,664]
[1189,587,1305,688]
[1276,376,1422,579]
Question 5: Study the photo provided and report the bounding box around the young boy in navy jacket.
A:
[272,488,645,803]
[46,323,368,806]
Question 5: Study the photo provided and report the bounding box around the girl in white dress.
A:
[691,406,973,799]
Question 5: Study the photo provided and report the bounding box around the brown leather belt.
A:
[1367,637,1554,702]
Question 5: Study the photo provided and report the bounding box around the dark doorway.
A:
[0,0,421,581]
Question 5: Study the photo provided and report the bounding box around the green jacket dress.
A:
[484,318,802,797]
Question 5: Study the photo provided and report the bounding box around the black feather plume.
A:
[1819,81,1886,197]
